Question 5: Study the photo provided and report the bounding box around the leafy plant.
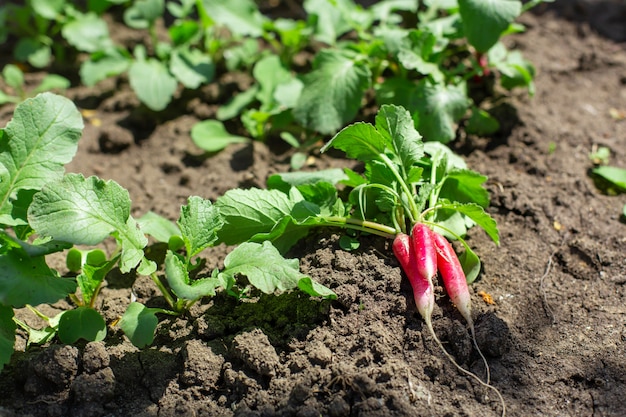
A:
[0,64,70,105]
[0,93,334,370]
[194,0,548,157]
[213,104,499,282]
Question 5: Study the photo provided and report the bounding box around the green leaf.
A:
[28,174,148,273]
[216,84,259,120]
[80,51,130,86]
[2,65,24,90]
[14,38,51,68]
[58,307,106,344]
[62,13,112,53]
[293,50,371,135]
[33,75,71,94]
[219,241,329,296]
[119,302,160,348]
[137,211,181,243]
[437,201,499,245]
[253,55,293,108]
[200,0,267,37]
[0,305,16,371]
[169,48,215,89]
[178,196,223,258]
[458,0,522,53]
[128,59,178,111]
[414,81,470,143]
[0,248,76,308]
[304,0,367,45]
[459,244,481,284]
[0,93,83,226]
[165,250,220,300]
[76,258,117,306]
[215,188,296,245]
[375,104,424,172]
[321,122,386,162]
[191,120,249,153]
[593,166,626,191]
[441,169,490,208]
[124,0,164,29]
[267,168,348,193]
[298,277,337,299]
[465,107,500,135]
[168,20,200,46]
[31,0,65,19]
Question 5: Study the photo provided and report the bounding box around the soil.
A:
[1,1,626,417]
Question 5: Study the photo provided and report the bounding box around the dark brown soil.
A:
[1,2,626,417]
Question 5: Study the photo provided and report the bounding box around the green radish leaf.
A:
[215,188,296,245]
[138,211,181,243]
[0,233,71,257]
[165,250,220,300]
[437,201,499,245]
[15,38,51,68]
[0,305,16,371]
[220,241,335,298]
[303,0,367,45]
[169,48,215,89]
[31,0,65,19]
[119,302,160,348]
[216,85,259,120]
[593,166,626,190]
[28,174,148,273]
[441,169,490,208]
[466,107,500,135]
[33,75,71,94]
[267,169,348,193]
[62,13,112,53]
[374,104,424,172]
[0,247,76,308]
[0,93,82,226]
[458,0,521,53]
[191,120,249,153]
[200,0,267,37]
[80,52,130,86]
[458,243,482,284]
[253,55,293,108]
[298,277,337,299]
[57,307,107,344]
[76,258,118,306]
[178,196,223,258]
[128,59,177,111]
[2,65,23,90]
[168,20,200,45]
[25,325,56,347]
[124,0,164,29]
[293,50,371,135]
[321,122,386,162]
[414,81,470,143]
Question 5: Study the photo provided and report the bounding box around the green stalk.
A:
[379,153,420,221]
[322,216,397,239]
[149,272,177,310]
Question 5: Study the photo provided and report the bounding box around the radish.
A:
[393,228,506,417]
[392,233,434,322]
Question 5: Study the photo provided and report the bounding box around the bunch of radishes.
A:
[394,223,506,416]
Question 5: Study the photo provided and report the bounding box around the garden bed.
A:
[0,2,625,417]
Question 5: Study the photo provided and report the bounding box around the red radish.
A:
[410,223,437,283]
[432,232,472,326]
[392,233,434,321]
[394,228,506,417]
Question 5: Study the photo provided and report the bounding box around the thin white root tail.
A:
[426,320,506,417]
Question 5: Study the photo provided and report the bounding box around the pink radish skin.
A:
[392,233,434,321]
[432,232,472,325]
[410,223,437,283]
